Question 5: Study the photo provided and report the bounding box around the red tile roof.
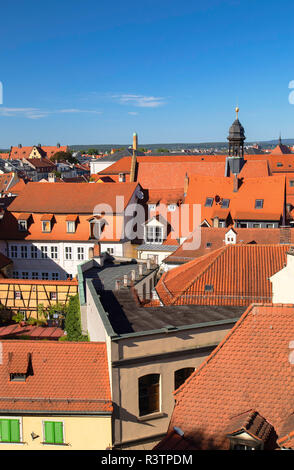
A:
[0,324,63,340]
[7,181,139,214]
[0,341,112,413]
[156,244,289,306]
[9,145,68,160]
[162,304,294,449]
[164,227,292,264]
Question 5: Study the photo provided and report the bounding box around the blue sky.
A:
[0,0,294,146]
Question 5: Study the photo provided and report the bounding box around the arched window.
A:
[174,367,195,391]
[138,374,160,416]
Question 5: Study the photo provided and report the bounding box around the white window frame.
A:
[144,226,163,244]
[18,220,27,232]
[50,246,58,259]
[66,221,75,233]
[42,220,51,233]
[65,246,72,260]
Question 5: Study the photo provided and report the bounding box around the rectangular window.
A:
[50,292,57,300]
[21,246,27,259]
[51,273,59,280]
[41,273,49,280]
[107,248,114,255]
[43,421,64,445]
[32,272,39,280]
[42,221,51,233]
[50,246,58,259]
[205,284,214,292]
[266,223,274,228]
[167,204,176,212]
[10,246,18,258]
[31,245,38,259]
[145,226,163,244]
[255,199,264,209]
[205,197,213,207]
[65,247,72,260]
[221,199,230,208]
[253,223,261,228]
[66,221,75,233]
[77,247,84,260]
[12,271,19,279]
[41,246,48,259]
[14,291,22,300]
[18,220,27,231]
[290,180,294,187]
[22,272,29,279]
[0,419,21,443]
[148,204,156,212]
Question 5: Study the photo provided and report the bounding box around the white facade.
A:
[270,250,294,304]
[90,160,115,175]
[5,241,96,280]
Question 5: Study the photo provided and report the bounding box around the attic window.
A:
[255,199,264,209]
[277,162,283,167]
[221,199,230,208]
[66,221,75,233]
[42,221,51,232]
[205,284,213,292]
[206,242,212,247]
[205,197,213,207]
[18,220,27,231]
[290,180,294,187]
[168,204,177,212]
[10,373,26,382]
[119,173,126,182]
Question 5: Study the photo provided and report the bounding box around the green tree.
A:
[64,295,83,341]
[51,151,78,164]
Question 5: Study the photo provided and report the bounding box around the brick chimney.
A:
[233,174,239,192]
[93,243,101,257]
[184,173,189,196]
[133,132,138,151]
[130,132,138,183]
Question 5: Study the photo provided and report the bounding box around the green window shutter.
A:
[10,420,20,442]
[54,422,63,444]
[0,420,11,442]
[44,421,55,443]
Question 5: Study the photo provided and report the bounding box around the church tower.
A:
[226,107,246,175]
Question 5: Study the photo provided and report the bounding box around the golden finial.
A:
[235,106,239,119]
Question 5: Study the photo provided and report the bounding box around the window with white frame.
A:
[66,221,75,233]
[10,246,18,258]
[18,220,27,231]
[41,246,48,259]
[21,246,28,259]
[14,291,22,300]
[50,246,58,259]
[65,246,72,260]
[31,245,38,259]
[107,247,114,255]
[42,220,51,233]
[77,247,84,260]
[50,292,57,300]
[167,204,177,212]
[145,226,163,244]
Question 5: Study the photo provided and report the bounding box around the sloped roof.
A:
[0,341,112,413]
[162,304,294,449]
[156,244,289,306]
[9,145,68,160]
[7,181,139,214]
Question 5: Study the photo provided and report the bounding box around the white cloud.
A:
[112,94,166,108]
[128,111,139,115]
[0,107,102,119]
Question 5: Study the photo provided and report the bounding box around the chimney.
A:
[233,174,239,192]
[115,280,121,291]
[146,259,151,270]
[57,143,61,148]
[184,173,189,196]
[138,264,144,276]
[48,173,56,183]
[131,269,136,282]
[93,243,101,257]
[133,132,138,151]
[18,144,22,149]
[123,274,128,286]
[130,132,138,183]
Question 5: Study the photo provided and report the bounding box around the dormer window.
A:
[17,213,31,231]
[205,197,213,207]
[255,199,264,209]
[119,173,126,182]
[205,284,213,292]
[41,214,53,233]
[145,226,163,244]
[67,221,75,233]
[18,220,27,231]
[168,204,177,212]
[10,373,26,382]
[221,199,230,209]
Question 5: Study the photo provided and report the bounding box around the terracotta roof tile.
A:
[161,304,294,449]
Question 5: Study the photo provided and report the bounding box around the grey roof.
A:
[98,148,145,163]
[83,259,156,291]
[228,119,246,141]
[136,244,178,252]
[98,288,245,335]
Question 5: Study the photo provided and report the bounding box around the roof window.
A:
[221,199,230,208]
[205,284,214,292]
[205,197,213,207]
[255,199,264,209]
